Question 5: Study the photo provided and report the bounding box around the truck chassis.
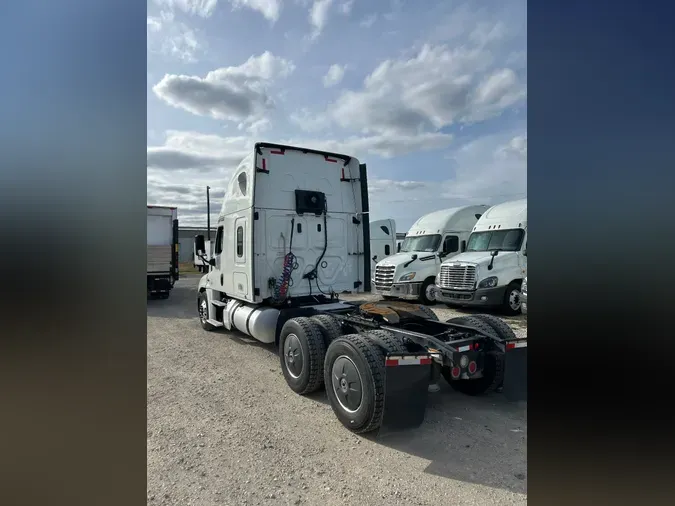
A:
[198,293,527,435]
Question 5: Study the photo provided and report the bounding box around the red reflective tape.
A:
[420,357,432,365]
[385,359,399,367]
[262,158,267,171]
[506,341,527,350]
[270,149,284,155]
[341,167,345,179]
[506,343,515,350]
[325,156,338,163]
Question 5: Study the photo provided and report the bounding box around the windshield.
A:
[400,234,441,253]
[466,229,525,252]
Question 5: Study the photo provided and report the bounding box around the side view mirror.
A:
[372,255,378,262]
[439,251,449,259]
[209,258,216,267]
[490,250,499,257]
[194,234,206,255]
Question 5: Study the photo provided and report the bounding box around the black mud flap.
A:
[502,342,527,402]
[377,354,432,438]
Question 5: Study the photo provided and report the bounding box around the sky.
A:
[147,0,527,232]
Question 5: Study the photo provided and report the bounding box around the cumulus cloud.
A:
[147,13,204,63]
[309,0,333,39]
[230,0,283,22]
[153,0,219,18]
[152,51,295,125]
[323,64,346,87]
[331,44,525,135]
[147,130,253,173]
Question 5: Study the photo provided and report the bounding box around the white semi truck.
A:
[433,199,527,315]
[372,206,490,305]
[370,219,396,273]
[147,205,179,299]
[193,143,527,435]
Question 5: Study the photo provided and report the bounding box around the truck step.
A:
[206,319,224,327]
[210,300,227,307]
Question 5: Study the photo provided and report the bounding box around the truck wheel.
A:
[419,278,436,306]
[363,329,407,354]
[324,334,386,434]
[279,317,327,395]
[310,314,343,347]
[445,316,499,339]
[446,351,504,396]
[502,281,523,316]
[471,314,517,341]
[198,292,216,331]
[417,305,439,321]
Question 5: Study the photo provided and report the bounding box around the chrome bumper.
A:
[373,281,424,301]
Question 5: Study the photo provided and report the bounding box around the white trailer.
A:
[372,206,489,305]
[193,143,527,435]
[433,199,527,315]
[370,219,396,273]
[147,205,179,298]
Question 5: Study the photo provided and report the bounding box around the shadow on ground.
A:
[149,276,527,494]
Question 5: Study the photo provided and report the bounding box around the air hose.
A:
[273,218,297,301]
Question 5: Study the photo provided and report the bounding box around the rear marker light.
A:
[451,367,461,379]
[325,156,338,163]
[262,158,266,171]
[270,149,284,155]
[468,361,477,374]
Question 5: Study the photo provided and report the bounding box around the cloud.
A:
[323,64,346,87]
[496,134,527,160]
[339,0,354,14]
[229,0,282,22]
[359,14,377,28]
[309,0,333,39]
[147,130,253,173]
[152,51,295,124]
[147,13,205,63]
[289,108,332,133]
[153,0,219,18]
[330,43,525,135]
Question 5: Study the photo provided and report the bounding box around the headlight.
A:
[434,274,440,285]
[478,276,498,289]
[399,272,416,282]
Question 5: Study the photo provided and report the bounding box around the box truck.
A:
[147,205,179,299]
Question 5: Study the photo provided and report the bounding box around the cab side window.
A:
[214,226,224,255]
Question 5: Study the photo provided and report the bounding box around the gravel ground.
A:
[147,275,527,506]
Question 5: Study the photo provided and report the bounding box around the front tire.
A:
[198,292,216,331]
[502,281,523,315]
[279,317,327,395]
[324,334,386,434]
[419,278,436,306]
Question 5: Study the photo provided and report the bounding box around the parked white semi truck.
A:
[193,143,527,435]
[372,206,490,305]
[433,199,527,315]
[147,205,179,299]
[370,218,396,273]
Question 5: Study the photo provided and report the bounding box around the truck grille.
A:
[438,265,476,290]
[374,265,395,290]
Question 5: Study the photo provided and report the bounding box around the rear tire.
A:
[324,334,386,434]
[417,305,439,321]
[310,314,343,347]
[470,314,517,341]
[502,281,523,315]
[363,329,407,354]
[198,292,216,331]
[419,278,436,306]
[279,317,327,395]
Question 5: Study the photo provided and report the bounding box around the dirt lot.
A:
[148,275,527,506]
